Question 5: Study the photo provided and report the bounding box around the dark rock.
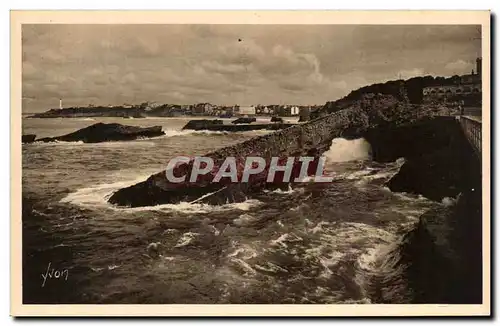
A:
[380,181,482,304]
[232,117,256,124]
[298,114,309,122]
[361,116,482,304]
[22,134,36,143]
[109,109,366,207]
[37,123,164,143]
[182,120,295,132]
[31,106,147,118]
[360,116,479,201]
[182,119,223,131]
[271,116,284,123]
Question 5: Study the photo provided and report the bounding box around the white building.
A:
[237,106,256,116]
[290,106,299,116]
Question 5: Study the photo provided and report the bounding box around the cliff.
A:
[358,116,482,304]
[37,123,165,143]
[312,76,466,119]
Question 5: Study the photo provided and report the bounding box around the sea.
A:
[21,116,442,304]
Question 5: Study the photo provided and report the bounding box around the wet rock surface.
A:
[22,134,37,143]
[109,109,366,207]
[37,122,165,143]
[181,119,223,130]
[360,116,483,304]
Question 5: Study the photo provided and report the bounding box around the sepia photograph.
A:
[11,11,490,316]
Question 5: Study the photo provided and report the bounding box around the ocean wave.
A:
[227,243,258,260]
[60,177,262,214]
[302,221,397,279]
[33,140,85,146]
[174,232,200,248]
[323,138,372,163]
[263,184,295,194]
[60,175,151,207]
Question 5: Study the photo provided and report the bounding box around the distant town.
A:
[30,57,482,120]
[30,101,321,120]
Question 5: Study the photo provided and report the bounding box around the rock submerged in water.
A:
[181,119,223,131]
[108,109,367,208]
[232,117,256,124]
[37,122,165,143]
[22,134,37,143]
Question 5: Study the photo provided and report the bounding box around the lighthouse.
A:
[59,98,62,110]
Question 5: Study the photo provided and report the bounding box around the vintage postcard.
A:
[11,10,491,317]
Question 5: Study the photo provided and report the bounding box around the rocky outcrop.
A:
[232,117,256,124]
[359,116,479,201]
[31,106,146,118]
[108,109,369,207]
[22,134,36,143]
[37,123,164,143]
[395,187,482,303]
[182,122,295,132]
[182,119,223,131]
[358,116,482,304]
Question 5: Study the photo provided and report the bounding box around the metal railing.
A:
[459,116,481,156]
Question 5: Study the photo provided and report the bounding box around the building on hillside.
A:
[423,57,482,107]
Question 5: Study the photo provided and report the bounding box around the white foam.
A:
[269,184,295,194]
[270,232,303,248]
[227,244,258,260]
[323,138,372,163]
[302,221,397,279]
[33,140,85,146]
[233,214,258,227]
[174,232,200,248]
[60,175,150,207]
[442,196,458,207]
[230,258,257,275]
[61,177,262,214]
[254,262,288,274]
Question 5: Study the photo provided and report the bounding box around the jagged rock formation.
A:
[232,117,257,124]
[359,116,479,201]
[311,76,466,120]
[31,106,146,118]
[108,109,369,207]
[359,116,482,304]
[22,134,37,143]
[181,119,224,131]
[37,123,164,143]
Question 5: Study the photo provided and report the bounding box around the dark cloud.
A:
[22,24,481,112]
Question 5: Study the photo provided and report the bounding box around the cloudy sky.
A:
[22,24,481,112]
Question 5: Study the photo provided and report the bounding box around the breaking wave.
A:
[60,176,262,214]
[323,138,372,163]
